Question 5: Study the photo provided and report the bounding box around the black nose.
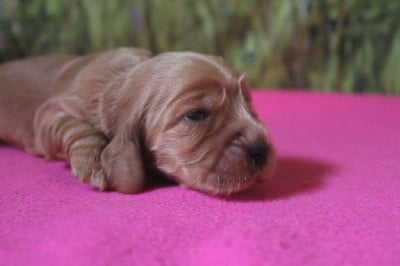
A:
[247,140,269,170]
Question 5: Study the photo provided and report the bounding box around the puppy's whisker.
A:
[179,149,213,166]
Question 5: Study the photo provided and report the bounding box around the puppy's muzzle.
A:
[246,140,269,170]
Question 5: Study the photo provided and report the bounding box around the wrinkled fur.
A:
[0,47,276,196]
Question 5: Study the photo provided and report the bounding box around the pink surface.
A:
[1,90,399,265]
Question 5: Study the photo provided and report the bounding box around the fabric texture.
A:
[1,90,399,265]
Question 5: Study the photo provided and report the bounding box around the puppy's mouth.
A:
[195,137,273,196]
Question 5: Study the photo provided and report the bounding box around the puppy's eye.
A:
[185,109,210,122]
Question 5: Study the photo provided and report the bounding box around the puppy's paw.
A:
[70,157,110,191]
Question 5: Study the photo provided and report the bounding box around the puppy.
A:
[0,47,276,196]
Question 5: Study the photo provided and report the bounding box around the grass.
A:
[0,0,399,93]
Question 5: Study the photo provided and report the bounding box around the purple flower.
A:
[130,7,143,30]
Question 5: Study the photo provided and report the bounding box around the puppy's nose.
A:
[247,140,269,170]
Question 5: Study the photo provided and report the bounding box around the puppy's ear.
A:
[239,73,253,101]
[239,73,248,90]
[101,129,145,194]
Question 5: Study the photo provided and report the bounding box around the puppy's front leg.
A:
[33,98,110,190]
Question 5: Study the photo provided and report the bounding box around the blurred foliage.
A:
[0,0,399,94]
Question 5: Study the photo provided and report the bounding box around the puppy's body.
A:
[0,55,73,149]
[0,48,275,196]
[0,48,150,151]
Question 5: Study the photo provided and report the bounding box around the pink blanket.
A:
[1,91,399,265]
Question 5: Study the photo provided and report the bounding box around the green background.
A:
[0,0,399,94]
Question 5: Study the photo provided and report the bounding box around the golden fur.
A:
[0,47,276,196]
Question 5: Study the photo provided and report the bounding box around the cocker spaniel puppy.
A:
[0,47,276,196]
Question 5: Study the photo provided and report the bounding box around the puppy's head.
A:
[112,52,276,196]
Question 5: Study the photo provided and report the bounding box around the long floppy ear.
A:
[101,128,145,194]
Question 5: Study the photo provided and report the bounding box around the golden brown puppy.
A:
[0,47,276,196]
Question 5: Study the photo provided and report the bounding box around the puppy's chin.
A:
[174,142,277,197]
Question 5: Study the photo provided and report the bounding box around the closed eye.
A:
[184,109,210,122]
